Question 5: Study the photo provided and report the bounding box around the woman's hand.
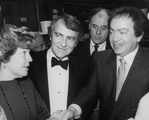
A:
[49,110,65,120]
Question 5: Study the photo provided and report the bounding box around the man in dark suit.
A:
[28,13,88,116]
[73,7,112,120]
[50,6,149,120]
[73,7,111,71]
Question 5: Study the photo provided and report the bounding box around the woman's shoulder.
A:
[18,77,34,88]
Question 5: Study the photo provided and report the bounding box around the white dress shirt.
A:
[47,48,69,115]
[90,39,107,55]
[128,92,149,120]
[116,46,139,81]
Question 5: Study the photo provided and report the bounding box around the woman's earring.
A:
[2,63,6,69]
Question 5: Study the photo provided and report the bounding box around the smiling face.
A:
[5,48,32,79]
[109,17,142,57]
[89,10,109,45]
[50,19,78,60]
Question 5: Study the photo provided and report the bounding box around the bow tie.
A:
[51,57,69,70]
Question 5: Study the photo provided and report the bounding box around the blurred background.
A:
[0,0,149,45]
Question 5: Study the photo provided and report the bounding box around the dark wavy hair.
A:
[0,24,40,63]
[48,13,84,42]
[109,6,147,37]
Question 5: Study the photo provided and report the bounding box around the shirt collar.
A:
[90,38,107,48]
[117,46,139,67]
[48,48,69,61]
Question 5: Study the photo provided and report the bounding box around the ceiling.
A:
[46,0,149,9]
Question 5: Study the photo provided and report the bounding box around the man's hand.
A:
[49,110,65,120]
[127,118,134,120]
[63,106,79,120]
[49,106,79,120]
[62,109,74,120]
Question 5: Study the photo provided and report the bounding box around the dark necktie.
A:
[51,57,68,70]
[92,44,99,56]
[94,44,99,52]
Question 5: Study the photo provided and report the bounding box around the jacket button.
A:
[131,107,135,111]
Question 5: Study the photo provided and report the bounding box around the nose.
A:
[111,32,119,42]
[28,53,33,62]
[61,37,67,47]
[96,28,101,35]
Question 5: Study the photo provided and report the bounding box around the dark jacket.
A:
[73,38,111,72]
[28,49,88,115]
[72,46,149,120]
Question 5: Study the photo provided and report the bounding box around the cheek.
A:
[127,40,136,49]
[90,28,95,33]
[51,39,58,45]
[51,40,59,50]
[16,58,27,69]
[102,31,108,37]
[68,42,77,49]
[15,62,25,71]
[109,36,113,43]
[51,36,60,43]
[125,36,134,45]
[7,64,22,75]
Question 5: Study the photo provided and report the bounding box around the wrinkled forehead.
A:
[91,10,109,25]
[97,10,109,19]
[110,15,134,26]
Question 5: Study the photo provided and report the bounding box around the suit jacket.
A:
[73,38,111,72]
[73,38,111,60]
[28,49,88,113]
[73,46,149,120]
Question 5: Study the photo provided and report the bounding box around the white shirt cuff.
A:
[69,104,82,119]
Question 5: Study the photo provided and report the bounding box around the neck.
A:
[0,69,16,81]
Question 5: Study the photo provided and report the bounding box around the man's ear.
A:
[74,42,78,47]
[49,37,52,41]
[137,33,144,42]
[89,23,91,30]
[1,62,6,69]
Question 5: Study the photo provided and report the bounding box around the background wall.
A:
[0,1,39,31]
[0,0,148,34]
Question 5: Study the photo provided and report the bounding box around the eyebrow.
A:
[67,36,77,39]
[110,28,128,31]
[55,31,61,34]
[54,31,63,36]
[101,25,108,28]
[55,31,77,39]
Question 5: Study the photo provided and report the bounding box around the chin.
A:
[20,71,28,77]
[113,50,121,55]
[23,72,28,76]
[56,54,68,59]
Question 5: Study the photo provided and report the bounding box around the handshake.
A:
[49,110,68,120]
[49,106,80,120]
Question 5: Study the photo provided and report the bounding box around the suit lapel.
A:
[110,47,149,120]
[106,38,111,50]
[33,50,50,109]
[67,58,83,106]
[102,54,117,111]
[85,38,91,58]
[104,57,117,99]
